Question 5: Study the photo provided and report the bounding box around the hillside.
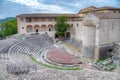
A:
[0,17,16,23]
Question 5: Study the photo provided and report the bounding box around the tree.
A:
[56,15,69,38]
[1,19,17,37]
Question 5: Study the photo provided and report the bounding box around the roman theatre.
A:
[0,6,120,80]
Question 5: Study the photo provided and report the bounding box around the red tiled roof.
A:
[79,6,120,14]
[78,6,97,13]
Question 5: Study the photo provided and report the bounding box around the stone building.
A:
[78,6,120,17]
[82,13,120,59]
[17,6,120,59]
[17,14,79,38]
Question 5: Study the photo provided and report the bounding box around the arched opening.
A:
[26,25,33,33]
[48,24,54,32]
[36,29,38,33]
[55,33,59,38]
[66,32,71,38]
[41,25,47,31]
[34,25,39,33]
[109,48,114,52]
[71,24,73,27]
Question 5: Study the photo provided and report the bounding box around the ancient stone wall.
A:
[97,19,120,45]
[73,20,83,41]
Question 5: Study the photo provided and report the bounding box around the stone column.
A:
[82,26,96,58]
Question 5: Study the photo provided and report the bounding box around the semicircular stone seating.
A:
[8,34,54,63]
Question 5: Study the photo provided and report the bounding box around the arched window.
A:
[77,23,79,27]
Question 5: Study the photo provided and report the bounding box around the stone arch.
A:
[55,33,59,38]
[41,25,47,31]
[66,32,71,38]
[26,25,33,33]
[48,24,54,31]
[34,25,40,33]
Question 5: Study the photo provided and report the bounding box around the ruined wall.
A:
[97,19,120,45]
[82,26,96,58]
[81,14,99,58]
[73,21,83,41]
[94,19,120,59]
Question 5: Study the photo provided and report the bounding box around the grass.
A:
[29,54,82,70]
[96,57,117,71]
[106,63,117,67]
[97,58,108,63]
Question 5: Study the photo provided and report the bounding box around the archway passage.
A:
[46,48,82,65]
[36,29,38,33]
[41,25,47,31]
[55,33,59,38]
[34,25,39,33]
[48,24,54,31]
[66,32,71,38]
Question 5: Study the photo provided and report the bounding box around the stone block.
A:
[82,46,94,58]
[97,44,113,59]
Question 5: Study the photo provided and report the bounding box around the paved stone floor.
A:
[47,48,81,64]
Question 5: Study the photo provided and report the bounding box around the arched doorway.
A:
[34,25,39,33]
[48,24,54,32]
[55,33,59,38]
[66,32,71,38]
[36,29,38,33]
[26,25,33,33]
[41,25,47,31]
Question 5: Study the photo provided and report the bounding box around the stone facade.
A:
[73,13,120,59]
[17,14,78,39]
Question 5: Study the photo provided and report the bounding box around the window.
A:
[20,18,24,22]
[29,28,32,32]
[34,18,39,22]
[48,18,53,22]
[41,18,46,22]
[77,23,79,27]
[26,18,32,22]
[22,27,24,29]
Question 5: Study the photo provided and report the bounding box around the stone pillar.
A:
[82,45,95,58]
[94,47,100,61]
[82,26,96,58]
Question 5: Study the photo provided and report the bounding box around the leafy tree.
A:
[56,15,69,37]
[1,19,17,37]
[0,25,2,38]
